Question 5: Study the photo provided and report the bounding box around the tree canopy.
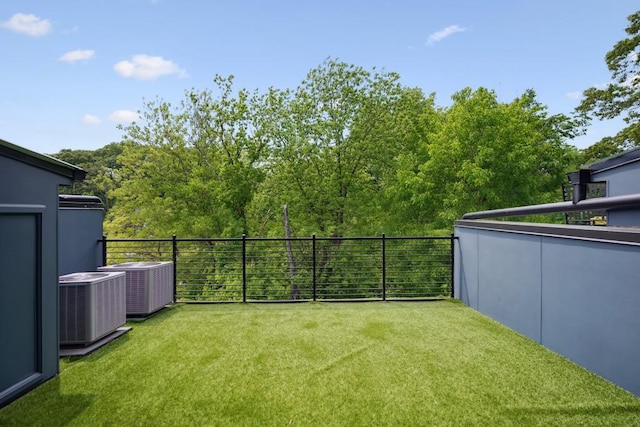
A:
[104,76,267,237]
[57,58,585,238]
[248,60,407,237]
[51,142,125,212]
[577,10,640,155]
[393,88,580,227]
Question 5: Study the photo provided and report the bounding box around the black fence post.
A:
[242,234,247,303]
[312,234,317,302]
[172,234,178,303]
[101,235,107,267]
[450,233,455,299]
[382,234,387,301]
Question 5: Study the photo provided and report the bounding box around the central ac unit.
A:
[98,261,173,316]
[59,271,127,345]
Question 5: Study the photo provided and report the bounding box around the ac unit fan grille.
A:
[59,273,126,345]
[60,286,87,343]
[99,262,173,316]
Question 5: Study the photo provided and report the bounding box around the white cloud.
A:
[82,114,101,125]
[427,24,466,45]
[588,79,638,90]
[566,91,582,100]
[114,54,188,80]
[108,110,139,123]
[1,13,51,36]
[60,49,96,63]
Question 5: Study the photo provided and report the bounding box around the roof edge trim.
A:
[0,138,86,181]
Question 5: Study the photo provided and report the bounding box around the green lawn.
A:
[1,300,639,426]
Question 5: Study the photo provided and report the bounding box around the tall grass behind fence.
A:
[178,239,244,301]
[102,235,454,302]
[386,238,452,298]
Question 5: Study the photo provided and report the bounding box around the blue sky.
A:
[1,1,637,154]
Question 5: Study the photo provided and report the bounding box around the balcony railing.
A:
[101,235,455,303]
[461,192,640,220]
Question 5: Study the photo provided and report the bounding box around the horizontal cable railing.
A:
[102,235,454,303]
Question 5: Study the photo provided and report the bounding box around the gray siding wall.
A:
[0,156,72,406]
[592,160,640,197]
[58,208,104,275]
[592,160,640,226]
[455,222,640,396]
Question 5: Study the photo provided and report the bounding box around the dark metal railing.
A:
[101,235,455,303]
[461,192,640,220]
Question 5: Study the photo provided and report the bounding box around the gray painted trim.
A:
[455,220,640,246]
[0,204,46,213]
[0,373,43,404]
[58,194,104,208]
[0,139,86,181]
[584,146,640,173]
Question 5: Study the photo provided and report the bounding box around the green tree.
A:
[105,76,267,238]
[577,10,640,155]
[378,88,442,234]
[100,60,582,239]
[418,88,580,225]
[249,59,405,238]
[51,142,125,211]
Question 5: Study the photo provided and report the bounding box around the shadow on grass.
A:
[125,303,183,324]
[62,305,183,365]
[61,333,132,364]
[127,303,183,325]
[0,377,95,426]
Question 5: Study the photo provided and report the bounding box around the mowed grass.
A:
[1,301,639,426]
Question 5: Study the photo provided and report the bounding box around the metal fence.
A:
[101,235,454,302]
